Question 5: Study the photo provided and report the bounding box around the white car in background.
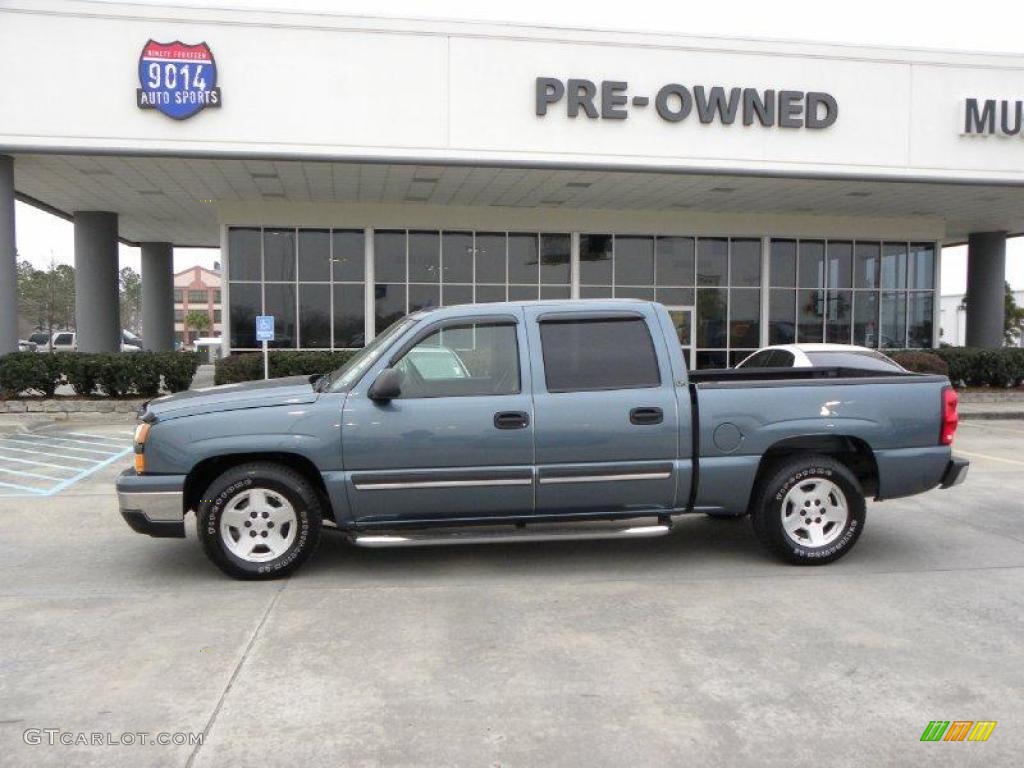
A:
[735,343,905,372]
[34,330,143,353]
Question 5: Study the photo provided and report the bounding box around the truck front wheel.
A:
[197,462,323,580]
[751,456,865,565]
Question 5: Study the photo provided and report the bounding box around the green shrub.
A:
[63,353,100,396]
[215,350,356,385]
[931,347,1024,388]
[887,351,948,376]
[0,353,53,397]
[159,352,200,393]
[0,350,200,398]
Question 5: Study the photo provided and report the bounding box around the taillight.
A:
[941,387,959,445]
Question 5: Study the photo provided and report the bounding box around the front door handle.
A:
[494,411,530,430]
[630,407,664,425]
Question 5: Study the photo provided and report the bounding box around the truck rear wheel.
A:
[197,462,323,580]
[751,456,865,565]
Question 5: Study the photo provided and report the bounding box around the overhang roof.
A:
[11,153,1024,248]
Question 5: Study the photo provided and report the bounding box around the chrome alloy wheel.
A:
[780,478,849,548]
[220,488,298,563]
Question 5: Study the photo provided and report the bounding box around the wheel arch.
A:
[183,452,335,522]
[749,434,878,511]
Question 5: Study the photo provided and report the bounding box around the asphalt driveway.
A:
[0,418,1021,767]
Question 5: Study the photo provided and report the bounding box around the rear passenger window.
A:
[539,317,661,392]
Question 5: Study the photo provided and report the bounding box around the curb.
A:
[960,412,1024,421]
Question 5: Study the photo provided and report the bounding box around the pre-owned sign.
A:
[536,78,838,129]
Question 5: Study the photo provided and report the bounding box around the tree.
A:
[17,258,76,335]
[1006,282,1024,345]
[119,266,142,334]
[185,310,211,336]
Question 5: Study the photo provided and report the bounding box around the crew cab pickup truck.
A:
[116,300,968,579]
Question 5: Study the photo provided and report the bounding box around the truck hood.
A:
[144,375,319,421]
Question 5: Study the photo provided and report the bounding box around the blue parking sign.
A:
[256,315,275,342]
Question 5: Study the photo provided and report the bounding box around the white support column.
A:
[220,224,231,357]
[932,240,942,348]
[363,227,375,344]
[0,156,17,355]
[759,236,771,348]
[570,231,580,299]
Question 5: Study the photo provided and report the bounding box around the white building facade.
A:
[1,1,1023,363]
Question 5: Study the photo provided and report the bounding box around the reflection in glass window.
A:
[827,241,852,289]
[614,236,655,286]
[408,231,440,283]
[798,289,825,342]
[263,283,296,348]
[409,283,440,313]
[909,243,934,290]
[263,229,296,282]
[656,237,695,286]
[881,243,907,290]
[299,284,331,348]
[229,283,259,348]
[580,234,613,285]
[375,283,406,332]
[229,228,262,281]
[854,242,880,289]
[769,289,796,344]
[825,290,852,344]
[853,291,879,347]
[540,234,571,285]
[880,291,906,348]
[333,283,364,348]
[475,233,506,283]
[697,238,728,286]
[442,232,473,284]
[798,240,825,289]
[442,284,473,307]
[476,284,507,303]
[331,230,365,282]
[697,287,728,347]
[298,229,330,282]
[395,323,520,398]
[729,288,760,347]
[375,230,406,283]
[508,233,539,284]
[730,239,761,287]
[908,292,934,348]
[770,240,797,287]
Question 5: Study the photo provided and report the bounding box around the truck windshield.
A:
[327,318,414,391]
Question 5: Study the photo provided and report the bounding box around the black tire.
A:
[197,462,322,580]
[750,455,865,565]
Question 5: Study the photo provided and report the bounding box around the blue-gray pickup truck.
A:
[117,300,968,579]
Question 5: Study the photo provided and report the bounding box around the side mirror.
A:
[368,368,403,402]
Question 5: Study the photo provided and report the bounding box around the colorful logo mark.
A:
[137,40,222,120]
[920,721,997,742]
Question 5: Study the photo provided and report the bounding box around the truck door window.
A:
[392,322,520,398]
[539,317,661,392]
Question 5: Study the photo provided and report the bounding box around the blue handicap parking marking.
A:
[0,429,133,497]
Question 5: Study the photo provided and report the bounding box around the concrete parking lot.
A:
[0,417,1021,767]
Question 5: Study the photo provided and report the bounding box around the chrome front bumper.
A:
[116,469,187,538]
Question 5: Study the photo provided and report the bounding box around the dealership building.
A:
[1,1,1023,366]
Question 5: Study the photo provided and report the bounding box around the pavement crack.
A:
[185,583,285,768]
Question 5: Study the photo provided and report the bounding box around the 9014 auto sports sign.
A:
[136,40,221,120]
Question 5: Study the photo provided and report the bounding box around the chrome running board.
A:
[352,521,671,548]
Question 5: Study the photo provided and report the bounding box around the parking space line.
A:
[0,444,95,463]
[958,421,1024,435]
[45,447,133,495]
[956,449,1024,466]
[1,438,120,457]
[14,435,125,454]
[0,479,45,494]
[0,454,81,472]
[64,431,136,443]
[0,466,63,482]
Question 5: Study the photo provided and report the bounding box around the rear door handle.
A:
[630,407,663,425]
[494,411,530,430]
